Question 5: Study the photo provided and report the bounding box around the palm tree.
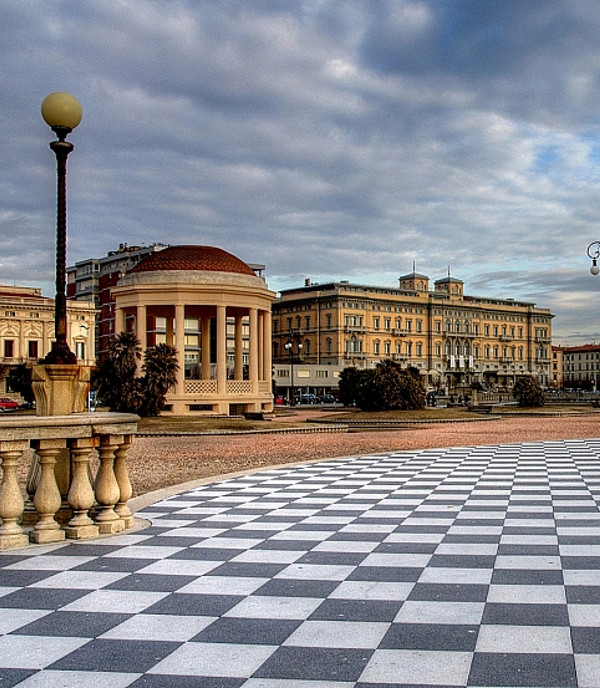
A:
[140,344,179,416]
[92,332,142,413]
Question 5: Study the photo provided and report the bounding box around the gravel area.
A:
[127,413,600,497]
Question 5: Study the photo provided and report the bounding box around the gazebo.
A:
[112,245,275,415]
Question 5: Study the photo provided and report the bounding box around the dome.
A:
[131,245,256,276]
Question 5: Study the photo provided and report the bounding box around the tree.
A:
[338,360,426,412]
[139,343,179,416]
[513,376,545,408]
[6,364,34,405]
[92,332,142,413]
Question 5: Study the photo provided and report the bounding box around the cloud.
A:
[2,0,600,344]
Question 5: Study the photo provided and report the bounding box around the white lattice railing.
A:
[228,380,253,395]
[185,380,218,394]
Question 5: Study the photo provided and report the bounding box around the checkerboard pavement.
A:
[2,439,600,687]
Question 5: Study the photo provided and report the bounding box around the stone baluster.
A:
[94,434,125,534]
[64,438,99,539]
[30,439,66,544]
[114,435,134,529]
[0,441,30,550]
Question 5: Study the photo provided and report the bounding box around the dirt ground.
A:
[127,412,600,497]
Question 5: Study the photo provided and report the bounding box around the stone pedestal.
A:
[32,364,90,416]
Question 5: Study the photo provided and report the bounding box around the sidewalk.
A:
[1,438,600,686]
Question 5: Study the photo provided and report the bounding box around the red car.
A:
[0,397,19,412]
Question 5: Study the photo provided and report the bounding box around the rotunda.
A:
[112,245,275,415]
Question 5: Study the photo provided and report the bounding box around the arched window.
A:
[326,337,332,354]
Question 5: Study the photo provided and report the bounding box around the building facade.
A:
[112,245,275,415]
[561,344,600,390]
[0,285,96,392]
[272,271,553,397]
[67,243,168,361]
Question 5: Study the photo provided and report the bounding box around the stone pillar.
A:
[175,304,186,395]
[114,435,134,529]
[115,307,126,335]
[216,305,227,396]
[64,438,99,539]
[249,308,259,393]
[94,435,125,534]
[32,364,90,415]
[30,439,66,544]
[262,309,272,384]
[234,316,244,380]
[0,442,29,550]
[202,316,211,379]
[136,305,147,375]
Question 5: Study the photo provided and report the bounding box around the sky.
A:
[3,1,600,345]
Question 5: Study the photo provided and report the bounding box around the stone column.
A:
[30,439,66,544]
[249,307,259,394]
[216,305,227,396]
[114,435,134,529]
[0,441,30,550]
[94,434,125,534]
[262,308,272,384]
[201,316,211,379]
[175,304,186,395]
[233,315,243,380]
[136,305,147,375]
[64,437,99,539]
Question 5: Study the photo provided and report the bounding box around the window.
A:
[373,317,380,330]
[305,316,311,329]
[416,343,422,356]
[326,337,332,354]
[384,318,391,331]
[384,341,391,355]
[4,311,15,318]
[373,340,380,355]
[28,340,39,359]
[4,340,14,358]
[75,341,85,360]
[325,314,332,328]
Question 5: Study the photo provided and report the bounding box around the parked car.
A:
[320,394,336,404]
[0,397,20,412]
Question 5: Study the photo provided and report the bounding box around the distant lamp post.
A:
[587,242,600,276]
[284,339,303,405]
[41,91,83,364]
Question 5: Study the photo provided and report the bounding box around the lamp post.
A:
[41,92,82,364]
[587,242,600,276]
[284,340,303,405]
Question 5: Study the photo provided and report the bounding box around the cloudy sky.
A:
[3,1,600,344]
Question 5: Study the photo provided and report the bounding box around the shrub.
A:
[513,376,545,407]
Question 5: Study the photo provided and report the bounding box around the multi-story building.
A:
[272,271,553,398]
[561,344,600,390]
[0,285,96,392]
[551,345,565,389]
[67,243,168,361]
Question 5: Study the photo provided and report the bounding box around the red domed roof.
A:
[131,245,256,276]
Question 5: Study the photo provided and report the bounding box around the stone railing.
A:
[0,412,139,551]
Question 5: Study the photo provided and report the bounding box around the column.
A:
[234,315,244,380]
[175,304,186,395]
[64,437,99,539]
[249,307,259,392]
[94,434,125,534]
[216,305,227,395]
[0,441,29,549]
[202,316,211,379]
[262,309,272,384]
[115,307,126,335]
[30,439,66,544]
[258,312,265,380]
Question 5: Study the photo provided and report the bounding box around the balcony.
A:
[0,412,138,550]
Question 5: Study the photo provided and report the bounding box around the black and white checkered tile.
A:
[2,438,600,687]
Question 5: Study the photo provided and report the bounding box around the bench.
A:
[467,404,494,414]
[243,411,269,421]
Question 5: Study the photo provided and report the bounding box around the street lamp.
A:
[587,242,600,276]
[284,340,303,405]
[41,91,83,364]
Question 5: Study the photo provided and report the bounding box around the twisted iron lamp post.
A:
[587,242,600,276]
[40,92,82,364]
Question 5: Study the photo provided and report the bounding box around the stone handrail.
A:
[0,412,139,550]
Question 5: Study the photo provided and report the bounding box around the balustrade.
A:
[0,413,138,550]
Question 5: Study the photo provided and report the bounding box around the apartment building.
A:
[67,243,168,360]
[272,271,553,397]
[561,344,600,390]
[0,285,96,391]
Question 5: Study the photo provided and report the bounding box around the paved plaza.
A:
[2,438,600,686]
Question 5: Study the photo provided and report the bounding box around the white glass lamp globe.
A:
[41,92,83,130]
